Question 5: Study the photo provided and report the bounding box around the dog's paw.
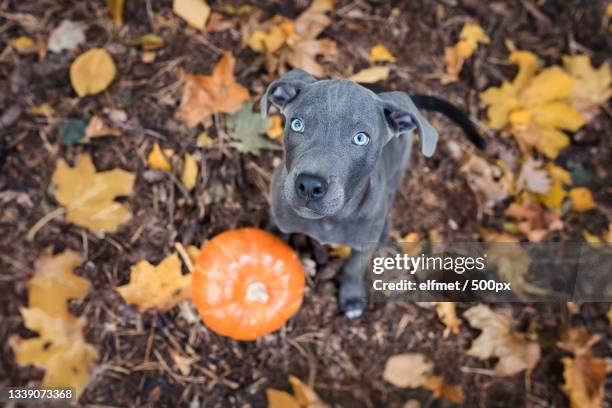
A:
[339,282,367,319]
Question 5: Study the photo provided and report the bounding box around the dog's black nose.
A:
[295,173,327,201]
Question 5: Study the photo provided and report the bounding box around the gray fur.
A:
[261,70,439,318]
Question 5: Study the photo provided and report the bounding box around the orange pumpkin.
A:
[192,228,305,341]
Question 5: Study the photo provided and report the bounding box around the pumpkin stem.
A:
[246,281,269,304]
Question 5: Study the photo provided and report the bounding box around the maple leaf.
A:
[443,22,490,84]
[117,253,192,311]
[10,250,98,398]
[563,55,612,120]
[51,154,135,233]
[568,187,596,212]
[383,353,433,388]
[464,304,541,376]
[177,51,250,127]
[459,155,510,208]
[225,101,280,155]
[505,198,563,242]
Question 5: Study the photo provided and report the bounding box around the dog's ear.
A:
[260,70,317,118]
[378,92,438,157]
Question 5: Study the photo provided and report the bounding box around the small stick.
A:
[26,207,65,241]
[175,242,194,273]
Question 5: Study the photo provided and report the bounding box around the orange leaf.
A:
[569,187,596,212]
[177,51,250,127]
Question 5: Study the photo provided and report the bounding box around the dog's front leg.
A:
[339,245,376,318]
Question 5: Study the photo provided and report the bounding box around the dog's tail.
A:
[409,94,486,149]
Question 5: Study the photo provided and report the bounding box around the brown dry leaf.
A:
[464,304,541,375]
[173,0,210,30]
[85,115,121,138]
[348,66,390,83]
[422,376,464,404]
[505,199,563,242]
[383,353,433,388]
[557,326,602,356]
[205,12,237,33]
[516,158,551,195]
[117,253,192,311]
[443,22,490,83]
[568,187,596,212]
[370,44,396,63]
[51,154,135,233]
[70,48,116,97]
[435,302,461,337]
[487,242,548,296]
[562,355,607,408]
[460,155,510,208]
[177,51,250,127]
[10,250,97,398]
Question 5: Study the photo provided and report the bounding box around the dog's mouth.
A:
[291,204,326,220]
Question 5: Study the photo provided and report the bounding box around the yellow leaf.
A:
[117,253,192,311]
[546,163,572,185]
[27,103,57,118]
[383,353,433,388]
[608,4,612,17]
[266,115,284,140]
[249,23,293,53]
[537,179,566,211]
[464,304,541,375]
[308,0,334,13]
[288,375,328,406]
[511,123,570,159]
[527,102,585,131]
[127,33,165,50]
[329,244,351,259]
[52,154,135,233]
[197,131,214,147]
[370,44,396,63]
[582,230,602,245]
[608,305,612,325]
[107,0,125,24]
[349,66,390,83]
[85,115,121,138]
[520,66,575,106]
[563,55,612,119]
[181,153,198,190]
[480,81,519,129]
[148,143,172,171]
[423,376,464,404]
[435,302,460,337]
[177,51,250,127]
[509,50,540,92]
[459,22,490,46]
[266,389,300,408]
[569,187,596,212]
[562,355,607,408]
[401,232,422,256]
[70,48,116,97]
[11,36,38,54]
[173,0,211,30]
[9,250,97,398]
[443,23,489,83]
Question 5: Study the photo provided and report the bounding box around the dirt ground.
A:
[1,1,611,407]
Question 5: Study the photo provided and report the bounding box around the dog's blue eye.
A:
[352,132,370,146]
[290,118,304,133]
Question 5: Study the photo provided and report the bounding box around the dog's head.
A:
[261,70,438,220]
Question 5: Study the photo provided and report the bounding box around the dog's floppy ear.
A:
[260,69,317,118]
[378,91,438,157]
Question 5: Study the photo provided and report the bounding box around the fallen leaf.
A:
[562,355,606,408]
[52,154,135,233]
[58,118,88,146]
[225,101,279,155]
[173,0,211,30]
[181,153,198,190]
[349,66,390,83]
[435,302,460,337]
[117,253,192,311]
[464,304,541,375]
[569,187,596,212]
[505,198,563,242]
[85,115,120,138]
[197,131,214,147]
[422,376,464,404]
[107,0,125,24]
[70,48,116,97]
[370,44,396,63]
[10,250,97,398]
[582,229,602,245]
[11,36,38,54]
[487,242,548,295]
[267,389,300,408]
[563,55,611,120]
[383,353,433,388]
[27,103,57,118]
[126,33,165,50]
[148,143,172,171]
[401,232,422,256]
[608,305,612,325]
[308,0,334,13]
[169,349,197,376]
[248,17,294,53]
[328,244,351,259]
[285,38,336,77]
[289,375,329,407]
[48,20,85,53]
[557,326,602,356]
[177,51,250,127]
[266,115,284,140]
[460,155,510,208]
[516,158,551,195]
[443,22,490,83]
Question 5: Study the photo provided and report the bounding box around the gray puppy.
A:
[261,69,483,318]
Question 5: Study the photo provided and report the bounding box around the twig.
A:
[174,242,194,273]
[26,207,65,241]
